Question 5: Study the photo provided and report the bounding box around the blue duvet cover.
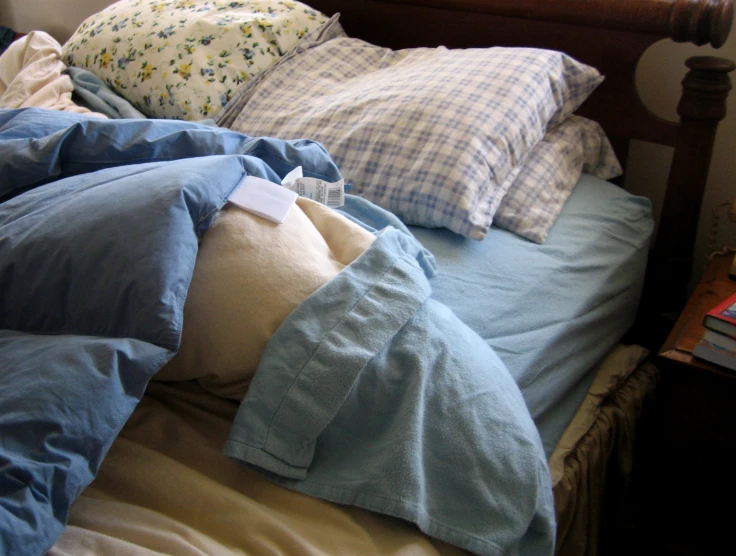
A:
[0,109,554,556]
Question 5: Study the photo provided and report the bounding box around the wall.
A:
[2,0,735,288]
[0,0,114,43]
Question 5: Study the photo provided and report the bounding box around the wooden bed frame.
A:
[10,0,729,332]
[306,0,734,335]
[7,2,728,554]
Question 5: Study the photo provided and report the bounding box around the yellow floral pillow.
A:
[62,0,328,120]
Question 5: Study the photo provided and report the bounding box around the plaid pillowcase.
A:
[218,16,604,239]
[493,115,623,243]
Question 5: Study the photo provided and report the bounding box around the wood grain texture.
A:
[307,0,733,45]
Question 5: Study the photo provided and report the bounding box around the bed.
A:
[0,1,733,555]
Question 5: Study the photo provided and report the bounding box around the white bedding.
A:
[0,31,104,116]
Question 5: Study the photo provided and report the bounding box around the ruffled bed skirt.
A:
[550,347,659,556]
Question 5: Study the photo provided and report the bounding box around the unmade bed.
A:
[0,1,733,555]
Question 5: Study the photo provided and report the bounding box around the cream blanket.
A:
[47,195,652,555]
[156,198,376,399]
[0,30,105,116]
[51,196,462,555]
[51,381,463,556]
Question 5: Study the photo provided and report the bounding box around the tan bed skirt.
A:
[51,345,657,556]
[551,348,659,556]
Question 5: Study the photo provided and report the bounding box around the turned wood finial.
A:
[679,55,736,118]
[671,0,734,47]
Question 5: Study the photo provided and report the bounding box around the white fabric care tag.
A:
[281,166,304,185]
[281,166,345,208]
[228,175,297,224]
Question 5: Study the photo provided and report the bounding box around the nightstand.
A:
[660,253,736,378]
[629,253,736,555]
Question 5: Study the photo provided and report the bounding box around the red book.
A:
[703,292,736,338]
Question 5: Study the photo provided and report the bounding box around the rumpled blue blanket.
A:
[0,108,555,556]
[65,66,148,119]
[0,108,341,555]
[225,226,555,555]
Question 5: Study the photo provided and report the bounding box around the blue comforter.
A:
[0,108,554,555]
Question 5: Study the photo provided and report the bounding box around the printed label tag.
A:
[281,166,345,208]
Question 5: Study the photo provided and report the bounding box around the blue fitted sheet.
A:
[408,175,654,455]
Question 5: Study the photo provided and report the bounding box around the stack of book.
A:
[693,292,736,371]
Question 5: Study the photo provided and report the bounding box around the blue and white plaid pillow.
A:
[219,16,604,239]
[494,115,623,243]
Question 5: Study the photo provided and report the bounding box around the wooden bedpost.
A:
[648,56,735,314]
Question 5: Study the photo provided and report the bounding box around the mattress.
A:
[43,168,654,555]
[3,107,654,554]
[341,174,654,456]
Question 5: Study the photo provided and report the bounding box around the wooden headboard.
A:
[306,0,734,322]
